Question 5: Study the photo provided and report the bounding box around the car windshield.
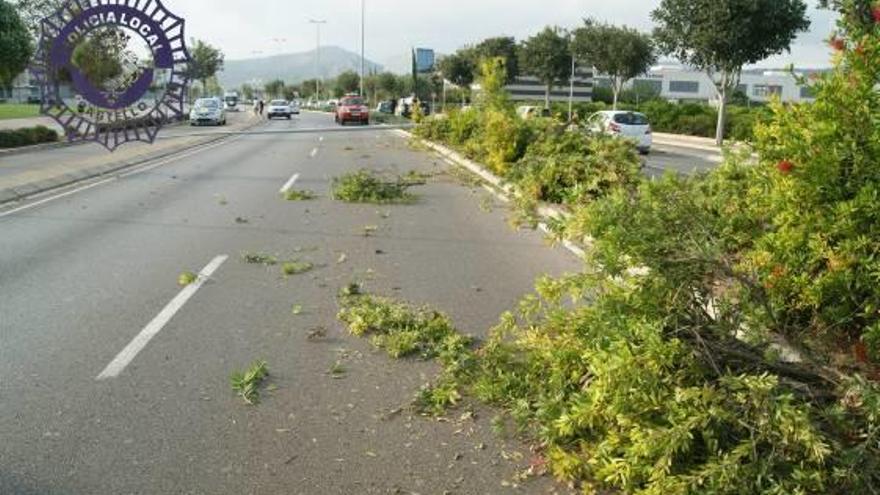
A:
[195,99,218,109]
[613,113,649,125]
[271,100,287,106]
[342,98,364,106]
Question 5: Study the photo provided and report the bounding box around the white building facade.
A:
[596,65,817,105]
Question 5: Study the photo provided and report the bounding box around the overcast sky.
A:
[172,0,839,69]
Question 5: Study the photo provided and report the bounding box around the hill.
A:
[218,46,383,89]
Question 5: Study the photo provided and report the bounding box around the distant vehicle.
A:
[586,110,652,155]
[517,105,551,120]
[267,100,292,119]
[376,100,394,114]
[335,96,369,125]
[396,97,429,118]
[190,97,226,126]
[289,100,300,115]
[224,91,240,112]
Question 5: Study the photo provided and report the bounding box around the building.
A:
[506,67,594,103]
[595,65,817,105]
[414,48,435,74]
[1,70,40,103]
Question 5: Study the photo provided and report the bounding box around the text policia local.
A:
[66,11,165,49]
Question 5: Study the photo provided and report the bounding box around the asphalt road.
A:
[0,111,584,494]
[644,142,721,176]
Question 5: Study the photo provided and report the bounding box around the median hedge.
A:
[411,5,880,491]
[0,125,59,149]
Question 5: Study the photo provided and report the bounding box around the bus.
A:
[223,91,240,112]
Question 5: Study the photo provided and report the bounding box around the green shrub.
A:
[0,125,59,149]
[331,169,420,204]
[510,130,642,206]
[337,292,472,363]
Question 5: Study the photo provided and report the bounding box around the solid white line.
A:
[0,177,116,219]
[279,173,300,194]
[309,147,318,158]
[0,136,242,219]
[118,136,242,178]
[96,255,229,380]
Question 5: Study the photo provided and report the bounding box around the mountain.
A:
[218,46,383,89]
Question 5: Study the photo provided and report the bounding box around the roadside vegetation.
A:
[405,4,880,492]
[282,189,317,201]
[331,169,422,204]
[230,360,269,405]
[0,125,58,149]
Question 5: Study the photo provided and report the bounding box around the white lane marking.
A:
[0,136,242,219]
[318,136,324,142]
[96,255,229,380]
[0,177,116,218]
[279,173,300,194]
[309,147,319,158]
[118,136,242,178]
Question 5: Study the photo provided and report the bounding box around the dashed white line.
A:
[309,147,319,158]
[95,255,229,380]
[280,173,301,194]
[318,136,324,142]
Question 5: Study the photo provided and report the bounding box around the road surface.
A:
[1,111,582,494]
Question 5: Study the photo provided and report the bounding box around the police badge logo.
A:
[31,0,191,151]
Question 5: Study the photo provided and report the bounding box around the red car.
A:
[335,96,370,125]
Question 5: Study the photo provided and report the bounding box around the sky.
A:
[171,0,839,69]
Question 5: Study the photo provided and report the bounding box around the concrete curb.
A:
[395,129,589,258]
[396,128,804,363]
[0,117,262,206]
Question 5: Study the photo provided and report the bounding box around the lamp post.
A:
[309,19,327,101]
[360,0,365,99]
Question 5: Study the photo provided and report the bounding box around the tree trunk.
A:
[715,93,727,146]
[545,83,551,110]
[612,77,623,111]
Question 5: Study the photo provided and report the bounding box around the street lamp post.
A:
[309,19,327,101]
[360,0,365,99]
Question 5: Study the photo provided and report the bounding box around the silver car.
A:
[267,100,292,119]
[190,98,226,126]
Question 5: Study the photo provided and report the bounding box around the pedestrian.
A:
[258,99,265,116]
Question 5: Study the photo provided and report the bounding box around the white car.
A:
[586,111,652,154]
[190,98,226,126]
[267,100,292,119]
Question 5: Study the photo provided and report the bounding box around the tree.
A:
[9,0,64,38]
[263,79,285,99]
[186,38,224,95]
[0,0,33,93]
[376,72,401,100]
[438,52,475,89]
[573,20,656,110]
[472,36,519,83]
[283,85,299,102]
[334,70,360,97]
[518,27,572,109]
[239,83,254,101]
[652,0,810,145]
[71,27,129,90]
